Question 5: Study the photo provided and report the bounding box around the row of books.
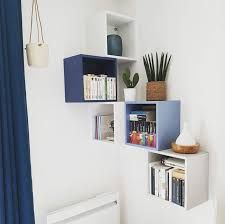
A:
[83,74,116,101]
[149,158,185,207]
[129,110,157,147]
[95,114,114,141]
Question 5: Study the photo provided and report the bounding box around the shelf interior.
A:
[106,11,134,26]
[92,103,115,142]
[106,12,136,60]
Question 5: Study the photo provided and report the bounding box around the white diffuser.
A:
[172,122,200,154]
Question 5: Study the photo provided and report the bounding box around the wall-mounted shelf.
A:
[147,149,208,210]
[64,54,117,103]
[87,11,137,63]
[106,55,136,64]
[125,101,180,151]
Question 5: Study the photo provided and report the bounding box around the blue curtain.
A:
[0,0,35,224]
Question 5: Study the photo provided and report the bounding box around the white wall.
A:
[21,1,120,224]
[21,0,224,224]
[118,0,222,224]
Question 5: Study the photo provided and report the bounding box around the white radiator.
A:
[47,192,120,224]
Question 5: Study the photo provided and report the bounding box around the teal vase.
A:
[107,34,123,56]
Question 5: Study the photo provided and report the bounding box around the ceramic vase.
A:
[107,34,122,56]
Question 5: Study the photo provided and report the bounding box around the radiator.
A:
[47,192,120,224]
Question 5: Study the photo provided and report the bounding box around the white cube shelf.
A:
[87,11,137,63]
[148,149,209,210]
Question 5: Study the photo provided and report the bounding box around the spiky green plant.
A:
[143,52,172,82]
[122,68,139,88]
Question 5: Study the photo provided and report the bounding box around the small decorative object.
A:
[143,52,172,101]
[107,28,123,56]
[26,0,49,68]
[122,68,139,101]
[172,122,200,154]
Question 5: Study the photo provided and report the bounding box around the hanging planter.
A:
[26,0,49,68]
[143,53,172,101]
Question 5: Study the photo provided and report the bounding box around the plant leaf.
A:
[143,55,151,82]
[151,53,155,81]
[132,73,139,87]
[159,53,164,81]
[163,53,168,81]
[156,52,159,81]
[148,54,154,81]
[164,55,172,80]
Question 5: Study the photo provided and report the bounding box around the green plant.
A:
[122,68,139,88]
[143,52,172,82]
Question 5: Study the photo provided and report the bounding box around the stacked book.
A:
[83,74,116,101]
[129,110,156,147]
[95,114,114,141]
[149,158,185,207]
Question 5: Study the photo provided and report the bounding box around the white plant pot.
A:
[26,43,49,68]
[124,88,136,101]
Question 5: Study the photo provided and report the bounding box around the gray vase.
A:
[107,34,123,56]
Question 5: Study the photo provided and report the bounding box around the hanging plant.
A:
[26,0,49,68]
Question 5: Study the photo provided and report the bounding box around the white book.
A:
[83,75,87,100]
[149,161,161,195]
[154,165,160,197]
[112,77,116,100]
[96,77,100,100]
[163,157,185,169]
[100,75,107,100]
[104,76,107,100]
[158,165,171,200]
[110,78,113,100]
[90,77,94,100]
[102,77,105,100]
[87,75,92,100]
[114,78,116,100]
[107,78,110,100]
[95,77,98,100]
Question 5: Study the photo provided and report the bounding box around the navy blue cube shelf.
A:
[64,54,117,102]
[125,101,180,151]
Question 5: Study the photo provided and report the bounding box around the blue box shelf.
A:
[64,54,117,102]
[125,101,180,151]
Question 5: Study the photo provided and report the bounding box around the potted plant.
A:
[25,0,49,68]
[122,68,139,101]
[143,52,171,101]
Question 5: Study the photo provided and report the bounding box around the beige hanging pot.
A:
[26,0,49,68]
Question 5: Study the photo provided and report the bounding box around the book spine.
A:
[83,75,87,100]
[159,169,166,200]
[165,170,170,200]
[110,78,113,100]
[169,169,173,202]
[129,114,147,121]
[97,77,100,100]
[181,179,185,207]
[151,167,155,195]
[155,168,159,197]
[112,77,116,100]
[172,177,177,204]
[107,78,110,100]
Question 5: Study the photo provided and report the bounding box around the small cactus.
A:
[122,68,139,88]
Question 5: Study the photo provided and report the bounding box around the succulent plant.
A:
[143,52,172,82]
[122,68,139,88]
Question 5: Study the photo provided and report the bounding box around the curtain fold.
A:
[0,0,35,224]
